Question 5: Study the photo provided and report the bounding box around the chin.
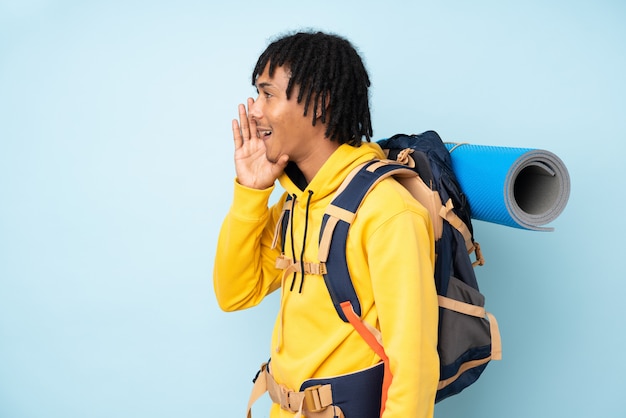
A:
[265,153,279,164]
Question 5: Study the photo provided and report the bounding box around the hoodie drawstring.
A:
[288,194,298,292]
[287,190,314,293]
[275,190,315,353]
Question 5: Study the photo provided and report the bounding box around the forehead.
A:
[255,64,292,89]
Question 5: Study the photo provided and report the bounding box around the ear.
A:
[315,92,331,120]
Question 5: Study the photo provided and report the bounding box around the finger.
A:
[247,97,258,138]
[248,110,258,139]
[232,118,243,149]
[238,103,250,141]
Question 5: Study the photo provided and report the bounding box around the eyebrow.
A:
[256,81,273,89]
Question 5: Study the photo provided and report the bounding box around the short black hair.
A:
[252,30,373,146]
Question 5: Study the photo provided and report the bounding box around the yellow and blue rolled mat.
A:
[444,143,570,231]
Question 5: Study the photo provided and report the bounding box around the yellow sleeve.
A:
[368,208,440,418]
[213,179,285,312]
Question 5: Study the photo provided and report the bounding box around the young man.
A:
[213,31,439,417]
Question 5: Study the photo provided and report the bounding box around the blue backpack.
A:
[278,131,502,408]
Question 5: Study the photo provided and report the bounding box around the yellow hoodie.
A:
[214,142,439,418]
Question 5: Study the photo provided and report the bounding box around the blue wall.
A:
[1,1,624,417]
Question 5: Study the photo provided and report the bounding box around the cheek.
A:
[289,109,313,130]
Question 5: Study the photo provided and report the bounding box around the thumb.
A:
[272,154,290,175]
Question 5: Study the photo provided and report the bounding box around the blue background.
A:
[1,1,624,417]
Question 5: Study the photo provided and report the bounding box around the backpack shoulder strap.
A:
[317,159,416,416]
[318,159,417,322]
[272,195,294,251]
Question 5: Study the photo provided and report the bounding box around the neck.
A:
[294,138,341,184]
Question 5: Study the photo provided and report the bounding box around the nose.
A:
[248,97,262,120]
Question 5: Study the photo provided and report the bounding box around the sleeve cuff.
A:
[230,178,276,220]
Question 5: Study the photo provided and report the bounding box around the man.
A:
[213,31,439,417]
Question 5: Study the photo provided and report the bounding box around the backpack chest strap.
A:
[275,254,327,275]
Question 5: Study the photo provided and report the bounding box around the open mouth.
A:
[258,130,272,139]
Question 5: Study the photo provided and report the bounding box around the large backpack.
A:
[277,131,502,409]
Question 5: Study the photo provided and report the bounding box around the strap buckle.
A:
[472,241,485,267]
[303,384,325,412]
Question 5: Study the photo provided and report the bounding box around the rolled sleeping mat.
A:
[444,143,570,231]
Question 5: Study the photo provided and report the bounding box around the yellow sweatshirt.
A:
[214,142,439,417]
